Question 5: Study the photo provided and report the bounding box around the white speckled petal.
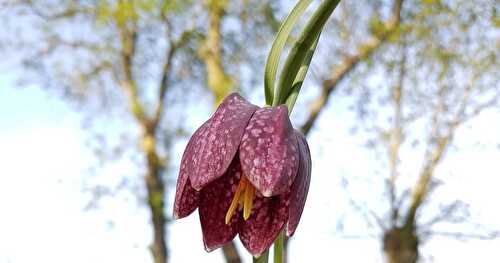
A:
[238,193,289,256]
[239,106,299,197]
[286,130,311,236]
[189,93,258,190]
[199,157,242,252]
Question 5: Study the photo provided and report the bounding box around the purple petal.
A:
[173,177,199,219]
[173,124,208,219]
[189,93,258,190]
[239,106,299,197]
[286,131,311,236]
[239,193,289,256]
[199,157,242,251]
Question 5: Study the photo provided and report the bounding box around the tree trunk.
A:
[383,227,418,263]
[143,133,168,263]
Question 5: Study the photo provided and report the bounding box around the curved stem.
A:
[253,250,269,263]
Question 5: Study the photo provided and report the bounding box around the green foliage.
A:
[368,15,386,38]
[493,7,500,27]
[421,0,440,5]
[161,0,194,15]
[96,0,193,25]
[96,0,139,25]
[206,0,229,12]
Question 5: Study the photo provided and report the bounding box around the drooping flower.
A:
[173,93,311,256]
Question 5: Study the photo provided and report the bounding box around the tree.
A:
[0,0,278,262]
[297,0,500,262]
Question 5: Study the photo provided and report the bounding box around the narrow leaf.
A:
[285,33,320,113]
[264,0,313,105]
[274,0,341,107]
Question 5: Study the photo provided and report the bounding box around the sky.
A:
[1,72,500,263]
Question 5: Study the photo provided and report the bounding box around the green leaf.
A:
[284,33,320,113]
[263,0,313,105]
[274,0,341,108]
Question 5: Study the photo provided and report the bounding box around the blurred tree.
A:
[297,0,500,262]
[0,0,278,262]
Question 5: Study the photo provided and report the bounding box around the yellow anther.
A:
[225,177,256,225]
[243,183,255,220]
[225,179,245,224]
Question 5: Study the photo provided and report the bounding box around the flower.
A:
[173,93,311,256]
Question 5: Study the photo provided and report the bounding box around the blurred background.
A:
[0,0,499,262]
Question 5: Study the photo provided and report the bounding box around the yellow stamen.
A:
[225,179,245,224]
[238,193,245,209]
[225,177,256,224]
[243,183,255,220]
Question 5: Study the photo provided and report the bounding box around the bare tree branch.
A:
[420,201,469,228]
[348,193,387,231]
[301,0,405,135]
[118,23,149,126]
[421,230,500,241]
[387,45,406,227]
[153,27,195,126]
[13,0,94,20]
[403,72,491,228]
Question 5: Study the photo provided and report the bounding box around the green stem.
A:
[273,230,285,263]
[253,250,269,263]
